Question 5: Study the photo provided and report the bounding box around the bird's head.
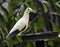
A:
[25,7,35,13]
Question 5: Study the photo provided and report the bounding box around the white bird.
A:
[5,7,35,39]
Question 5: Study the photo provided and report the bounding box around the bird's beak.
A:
[31,10,36,13]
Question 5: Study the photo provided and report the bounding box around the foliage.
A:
[0,0,60,47]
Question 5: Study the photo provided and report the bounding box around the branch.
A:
[21,32,58,41]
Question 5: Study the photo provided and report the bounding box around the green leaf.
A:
[48,40,54,46]
[0,14,8,34]
[51,21,60,32]
[30,0,37,11]
[44,41,48,47]
[6,39,13,47]
[16,35,23,43]
[34,22,38,32]
[8,1,14,17]
[38,15,45,29]
[26,42,33,47]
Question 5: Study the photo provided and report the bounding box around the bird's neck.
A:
[23,12,30,22]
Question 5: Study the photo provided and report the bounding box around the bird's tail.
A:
[1,32,14,44]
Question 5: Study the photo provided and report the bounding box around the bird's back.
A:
[6,17,28,39]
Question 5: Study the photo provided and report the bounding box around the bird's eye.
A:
[28,9,29,10]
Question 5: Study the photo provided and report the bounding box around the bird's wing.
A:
[17,23,28,36]
[9,19,25,33]
[6,26,26,39]
[6,19,27,39]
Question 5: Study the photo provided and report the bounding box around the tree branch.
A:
[21,32,58,41]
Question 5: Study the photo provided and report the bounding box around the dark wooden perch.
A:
[21,32,59,41]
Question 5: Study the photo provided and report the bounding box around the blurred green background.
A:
[0,0,60,47]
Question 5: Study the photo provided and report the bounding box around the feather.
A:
[5,7,35,40]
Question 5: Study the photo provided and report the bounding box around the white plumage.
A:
[6,7,35,39]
